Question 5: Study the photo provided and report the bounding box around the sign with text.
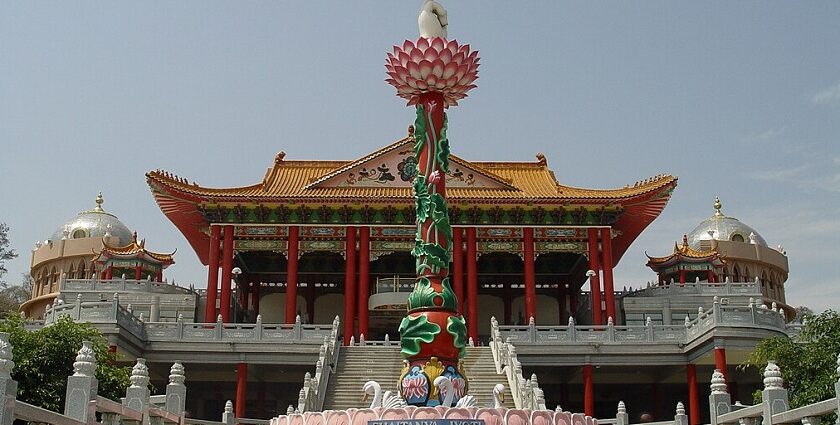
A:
[369,421,485,425]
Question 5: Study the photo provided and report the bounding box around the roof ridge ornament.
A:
[713,196,724,217]
[93,191,105,212]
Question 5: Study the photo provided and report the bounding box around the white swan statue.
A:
[433,376,456,407]
[492,383,506,408]
[418,0,448,38]
[363,380,406,408]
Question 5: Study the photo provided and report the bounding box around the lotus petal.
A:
[435,80,446,90]
[416,80,428,90]
[431,59,445,78]
[423,47,438,62]
[407,61,422,80]
[418,59,433,79]
[457,44,470,56]
[452,51,465,65]
[417,37,429,51]
[426,74,437,87]
[442,62,458,80]
[431,37,445,53]
[455,64,468,81]
[399,51,412,67]
[406,77,419,89]
[403,40,414,54]
[438,48,453,65]
[410,48,424,63]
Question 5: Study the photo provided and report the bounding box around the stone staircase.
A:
[322,346,508,410]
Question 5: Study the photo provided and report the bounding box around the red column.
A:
[156,270,162,282]
[600,228,616,323]
[686,363,700,425]
[714,346,728,382]
[466,227,479,342]
[679,269,687,285]
[206,225,222,322]
[583,363,594,416]
[586,228,602,325]
[105,266,113,280]
[452,228,465,314]
[523,227,537,323]
[235,362,248,419]
[357,226,370,337]
[708,270,716,283]
[343,227,357,345]
[134,264,142,280]
[220,225,234,322]
[285,226,300,324]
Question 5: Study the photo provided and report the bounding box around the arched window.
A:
[72,229,87,239]
[731,233,745,242]
[78,260,87,279]
[68,263,76,280]
[733,264,741,282]
[744,266,751,282]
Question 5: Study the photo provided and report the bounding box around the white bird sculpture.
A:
[362,380,406,409]
[419,0,448,38]
[492,384,506,408]
[433,376,456,407]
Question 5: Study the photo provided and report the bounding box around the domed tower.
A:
[646,197,791,319]
[22,193,174,319]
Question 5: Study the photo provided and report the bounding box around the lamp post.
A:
[586,269,598,324]
[231,267,242,323]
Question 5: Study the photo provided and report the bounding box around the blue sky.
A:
[1,2,838,311]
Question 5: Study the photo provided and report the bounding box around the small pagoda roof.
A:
[93,231,175,267]
[646,235,724,270]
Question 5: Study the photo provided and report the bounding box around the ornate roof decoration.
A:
[685,197,768,248]
[50,192,134,245]
[93,231,175,266]
[646,234,725,268]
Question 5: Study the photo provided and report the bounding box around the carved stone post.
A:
[709,369,731,425]
[0,333,18,425]
[64,341,99,424]
[165,362,186,415]
[123,358,151,425]
[615,401,628,425]
[150,296,161,322]
[674,402,689,425]
[222,400,235,425]
[760,361,788,425]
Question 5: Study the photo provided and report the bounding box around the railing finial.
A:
[763,361,783,389]
[710,369,728,394]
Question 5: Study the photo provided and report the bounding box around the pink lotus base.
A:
[271,407,597,425]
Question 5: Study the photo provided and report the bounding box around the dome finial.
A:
[94,192,105,212]
[713,196,723,217]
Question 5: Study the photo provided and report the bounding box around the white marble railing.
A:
[61,274,195,295]
[497,297,789,346]
[622,279,761,298]
[489,317,546,410]
[296,316,341,412]
[45,295,337,344]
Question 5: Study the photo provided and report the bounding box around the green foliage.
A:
[413,105,427,157]
[436,114,450,172]
[414,175,431,221]
[398,314,441,358]
[446,315,467,358]
[0,314,131,412]
[744,309,840,409]
[0,223,18,286]
[407,277,458,311]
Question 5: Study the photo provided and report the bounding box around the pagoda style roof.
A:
[93,232,175,267]
[646,235,724,270]
[146,135,677,265]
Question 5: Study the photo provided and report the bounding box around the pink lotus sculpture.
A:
[385,37,480,107]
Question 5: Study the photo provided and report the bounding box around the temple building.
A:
[145,132,678,342]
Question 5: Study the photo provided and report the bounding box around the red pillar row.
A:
[466,228,478,342]
[523,227,537,323]
[343,227,357,345]
[686,363,700,425]
[357,226,371,337]
[600,228,616,322]
[679,269,687,285]
[235,362,247,418]
[452,228,465,314]
[284,226,300,324]
[583,363,594,416]
[206,225,222,322]
[586,228,602,325]
[220,225,234,322]
[134,264,142,280]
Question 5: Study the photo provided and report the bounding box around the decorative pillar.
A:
[343,226,357,345]
[206,225,221,322]
[679,269,687,286]
[156,270,163,283]
[600,228,616,322]
[235,363,247,419]
[134,264,142,280]
[714,346,728,382]
[220,225,235,322]
[357,226,370,337]
[523,227,537,323]
[586,228,602,325]
[707,270,716,283]
[583,363,594,416]
[686,363,700,425]
[105,266,113,280]
[466,227,479,342]
[452,227,464,313]
[388,14,477,406]
[284,226,300,324]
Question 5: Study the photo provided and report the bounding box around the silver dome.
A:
[49,193,133,246]
[686,197,767,249]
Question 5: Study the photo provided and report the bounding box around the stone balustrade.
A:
[490,317,547,410]
[296,317,341,412]
[622,280,761,298]
[61,275,195,296]
[496,297,790,347]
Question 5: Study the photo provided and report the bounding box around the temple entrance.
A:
[366,252,414,339]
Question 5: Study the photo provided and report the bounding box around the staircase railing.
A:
[489,316,546,410]
[296,316,341,412]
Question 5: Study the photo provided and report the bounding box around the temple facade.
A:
[146,132,678,342]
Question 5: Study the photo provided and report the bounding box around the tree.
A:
[792,306,815,324]
[0,273,31,318]
[0,223,17,286]
[744,309,840,409]
[0,314,131,412]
